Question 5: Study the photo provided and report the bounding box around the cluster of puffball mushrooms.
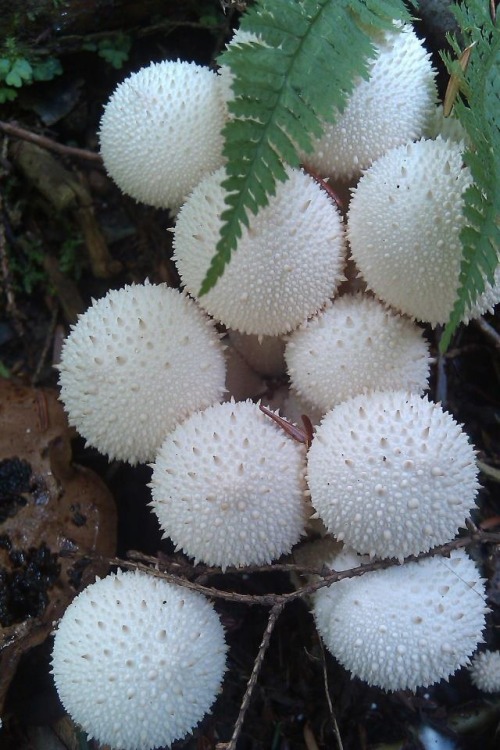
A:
[47,17,500,750]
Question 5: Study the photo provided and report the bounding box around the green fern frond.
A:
[199,0,411,295]
[439,1,500,352]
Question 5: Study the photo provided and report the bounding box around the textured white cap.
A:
[302,24,436,180]
[52,569,227,750]
[173,166,346,336]
[469,650,500,692]
[307,391,479,561]
[347,138,472,325]
[314,549,487,691]
[285,294,431,413]
[58,282,226,464]
[150,400,307,569]
[99,60,226,210]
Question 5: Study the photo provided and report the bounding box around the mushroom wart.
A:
[58,281,226,465]
[51,569,227,750]
[307,390,479,561]
[313,549,488,691]
[149,400,308,569]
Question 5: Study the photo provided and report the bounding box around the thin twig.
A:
[317,635,344,750]
[0,120,102,164]
[108,530,500,607]
[216,601,285,750]
[32,306,58,385]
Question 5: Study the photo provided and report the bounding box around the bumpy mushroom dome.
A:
[307,391,479,560]
[99,60,226,210]
[313,549,487,692]
[51,569,227,750]
[302,23,436,180]
[469,650,500,692]
[347,137,473,325]
[173,166,346,336]
[58,282,226,465]
[150,400,307,569]
[285,294,431,413]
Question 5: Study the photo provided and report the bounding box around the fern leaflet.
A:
[199,0,411,295]
[439,0,500,352]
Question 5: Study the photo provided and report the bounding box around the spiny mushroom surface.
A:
[469,650,500,692]
[58,282,226,465]
[285,294,431,413]
[307,391,479,561]
[51,569,227,750]
[314,549,487,691]
[99,60,226,211]
[301,23,436,180]
[173,166,346,336]
[149,400,307,569]
[347,137,473,325]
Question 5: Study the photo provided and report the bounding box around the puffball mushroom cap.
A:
[285,294,431,413]
[173,166,346,336]
[469,650,500,692]
[347,137,473,326]
[150,399,307,569]
[302,23,436,180]
[99,60,226,211]
[313,549,487,692]
[307,391,479,561]
[58,282,226,465]
[51,569,227,750]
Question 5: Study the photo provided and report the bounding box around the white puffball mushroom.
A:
[347,137,473,326]
[173,166,346,336]
[307,391,479,561]
[469,650,500,692]
[313,549,488,692]
[51,569,227,750]
[58,282,226,465]
[99,60,226,211]
[150,400,308,569]
[302,23,436,180]
[285,294,431,413]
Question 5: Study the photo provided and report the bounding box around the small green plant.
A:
[59,235,85,280]
[0,37,62,103]
[82,33,131,70]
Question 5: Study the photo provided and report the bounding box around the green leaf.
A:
[200,0,411,295]
[97,35,131,69]
[439,0,500,352]
[0,58,11,78]
[5,57,33,87]
[0,86,17,103]
[32,56,63,81]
